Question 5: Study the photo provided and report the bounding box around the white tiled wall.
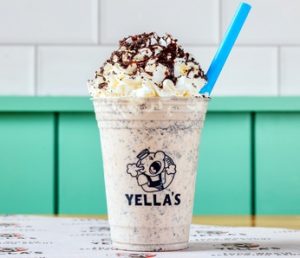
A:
[100,0,219,45]
[280,47,300,95]
[0,0,298,96]
[37,46,114,95]
[0,47,34,95]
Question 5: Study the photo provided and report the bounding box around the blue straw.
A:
[200,2,251,95]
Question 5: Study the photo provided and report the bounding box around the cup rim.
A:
[92,96,210,103]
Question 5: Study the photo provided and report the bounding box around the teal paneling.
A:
[1,97,300,112]
[0,113,54,213]
[194,113,251,215]
[59,112,251,215]
[0,97,299,215]
[58,113,106,214]
[256,113,300,214]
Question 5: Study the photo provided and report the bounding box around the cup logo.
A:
[127,149,177,192]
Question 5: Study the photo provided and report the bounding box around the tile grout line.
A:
[94,0,100,46]
[1,43,297,48]
[277,46,281,96]
[218,0,222,43]
[33,45,38,96]
[97,0,101,44]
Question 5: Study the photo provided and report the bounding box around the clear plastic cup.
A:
[93,97,208,251]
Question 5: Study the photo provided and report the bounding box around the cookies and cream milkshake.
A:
[88,32,208,251]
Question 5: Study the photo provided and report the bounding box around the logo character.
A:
[127,149,177,192]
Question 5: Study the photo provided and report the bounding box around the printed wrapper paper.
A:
[0,215,299,258]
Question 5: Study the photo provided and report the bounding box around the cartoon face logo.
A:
[127,149,176,192]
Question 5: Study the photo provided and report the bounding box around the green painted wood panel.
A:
[194,113,251,215]
[2,97,300,112]
[256,113,300,214]
[59,112,251,215]
[0,113,54,214]
[59,113,106,214]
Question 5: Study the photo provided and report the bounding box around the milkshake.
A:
[88,33,208,251]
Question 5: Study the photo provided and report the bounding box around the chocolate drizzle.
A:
[95,32,207,90]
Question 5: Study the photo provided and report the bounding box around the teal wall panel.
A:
[256,113,300,214]
[59,112,252,215]
[194,113,251,215]
[0,97,299,215]
[0,113,54,214]
[58,113,106,214]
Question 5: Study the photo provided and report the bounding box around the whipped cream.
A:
[88,33,207,98]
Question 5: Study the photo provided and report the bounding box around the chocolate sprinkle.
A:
[98,82,107,89]
[95,32,207,83]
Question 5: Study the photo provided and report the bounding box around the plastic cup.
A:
[93,97,208,251]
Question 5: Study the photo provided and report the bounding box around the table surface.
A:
[58,215,300,229]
